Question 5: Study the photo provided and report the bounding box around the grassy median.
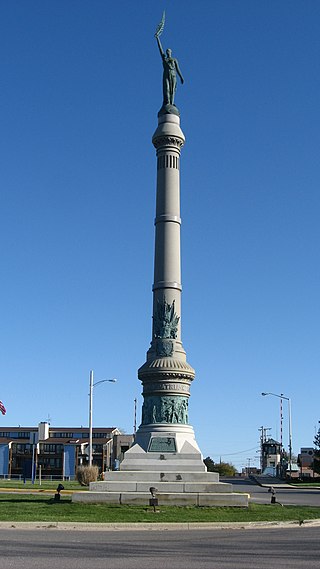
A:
[0,480,85,491]
[0,494,320,523]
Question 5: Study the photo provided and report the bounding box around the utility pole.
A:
[133,398,137,436]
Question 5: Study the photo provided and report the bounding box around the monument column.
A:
[119,12,205,470]
[152,114,184,340]
[133,111,200,454]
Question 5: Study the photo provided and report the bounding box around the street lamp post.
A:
[89,370,117,467]
[261,392,292,478]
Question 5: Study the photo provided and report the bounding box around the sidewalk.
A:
[250,476,296,488]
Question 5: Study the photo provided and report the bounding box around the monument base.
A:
[72,469,249,506]
[72,427,249,507]
[120,424,205,472]
[72,489,248,507]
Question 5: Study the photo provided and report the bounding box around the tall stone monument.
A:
[73,15,248,506]
[120,12,202,470]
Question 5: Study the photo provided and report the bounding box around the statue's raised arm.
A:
[155,34,164,58]
[154,11,184,115]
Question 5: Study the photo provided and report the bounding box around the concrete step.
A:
[90,481,233,494]
[122,452,204,461]
[102,471,219,483]
[72,491,249,507]
[120,461,206,472]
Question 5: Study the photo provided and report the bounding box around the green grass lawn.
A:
[0,494,320,524]
[0,480,86,491]
[290,483,320,488]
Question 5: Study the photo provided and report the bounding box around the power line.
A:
[208,446,260,457]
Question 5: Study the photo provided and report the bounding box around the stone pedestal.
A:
[72,469,248,507]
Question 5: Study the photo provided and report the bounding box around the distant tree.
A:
[312,430,320,475]
[314,430,320,450]
[203,456,215,471]
[214,462,238,477]
[203,457,237,476]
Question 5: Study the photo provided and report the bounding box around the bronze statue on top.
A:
[155,12,184,114]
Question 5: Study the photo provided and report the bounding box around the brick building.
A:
[0,423,133,479]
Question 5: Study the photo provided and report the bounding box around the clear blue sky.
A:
[1,0,319,471]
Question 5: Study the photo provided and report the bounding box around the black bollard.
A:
[149,487,159,512]
[54,483,65,501]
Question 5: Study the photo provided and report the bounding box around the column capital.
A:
[152,135,184,150]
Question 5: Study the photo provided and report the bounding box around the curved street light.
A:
[261,392,292,478]
[89,370,117,467]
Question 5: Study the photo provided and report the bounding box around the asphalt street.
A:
[0,478,319,568]
[222,477,320,507]
[0,527,319,569]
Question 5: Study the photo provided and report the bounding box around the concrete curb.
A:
[0,519,320,531]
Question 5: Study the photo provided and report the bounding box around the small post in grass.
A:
[54,484,64,502]
[268,486,283,506]
[149,487,159,512]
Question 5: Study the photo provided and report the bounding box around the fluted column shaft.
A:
[153,127,183,342]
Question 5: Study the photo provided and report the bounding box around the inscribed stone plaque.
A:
[148,437,176,453]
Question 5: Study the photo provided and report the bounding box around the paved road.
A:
[0,527,319,568]
[222,477,320,507]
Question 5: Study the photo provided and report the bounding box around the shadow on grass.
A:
[0,497,72,505]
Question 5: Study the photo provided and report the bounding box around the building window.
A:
[17,432,32,438]
[93,433,109,438]
[49,432,73,438]
[38,457,62,469]
[12,444,31,454]
[41,444,63,454]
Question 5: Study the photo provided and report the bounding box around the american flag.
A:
[0,401,6,415]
